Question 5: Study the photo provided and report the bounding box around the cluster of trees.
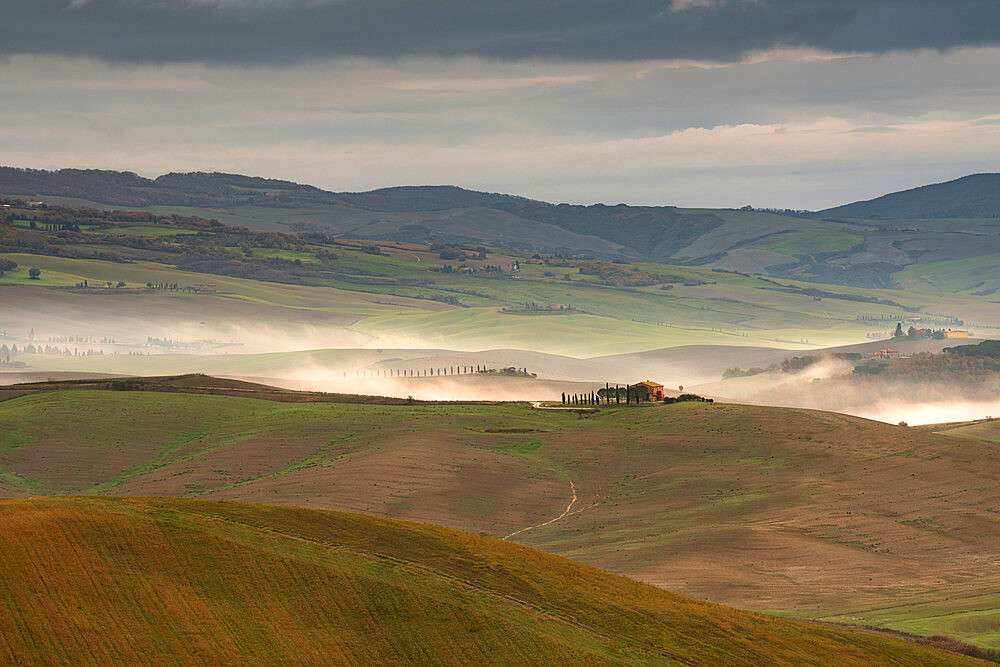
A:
[663,393,714,404]
[74,279,128,289]
[893,322,967,340]
[501,301,579,315]
[856,313,912,321]
[431,262,517,277]
[947,340,1000,358]
[851,341,1000,383]
[722,366,769,379]
[2,199,221,230]
[28,222,81,232]
[1,343,105,359]
[0,258,15,277]
[421,293,463,306]
[565,383,647,405]
[210,229,309,252]
[431,243,488,261]
[0,224,132,262]
[44,333,111,344]
[0,226,65,256]
[438,248,471,260]
[561,385,714,406]
[146,337,184,350]
[544,258,704,288]
[723,353,863,379]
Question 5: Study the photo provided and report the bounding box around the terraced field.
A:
[2,387,999,649]
[0,496,982,665]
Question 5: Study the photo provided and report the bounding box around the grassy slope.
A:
[895,253,1000,294]
[2,390,999,648]
[0,496,979,666]
[674,209,868,260]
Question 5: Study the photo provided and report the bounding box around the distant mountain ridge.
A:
[5,166,1000,292]
[820,173,1000,219]
[336,185,536,211]
[0,166,728,263]
[7,165,1000,219]
[0,167,356,208]
[0,167,535,211]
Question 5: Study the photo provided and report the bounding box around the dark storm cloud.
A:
[3,0,999,65]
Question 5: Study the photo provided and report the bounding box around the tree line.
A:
[342,365,533,379]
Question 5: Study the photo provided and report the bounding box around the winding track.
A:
[503,480,577,540]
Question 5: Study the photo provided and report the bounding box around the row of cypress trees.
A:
[561,383,648,406]
[343,365,492,379]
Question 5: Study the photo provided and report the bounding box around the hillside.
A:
[0,496,983,666]
[10,166,1000,291]
[4,199,1000,364]
[2,387,999,649]
[821,173,1000,220]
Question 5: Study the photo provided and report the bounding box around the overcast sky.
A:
[3,0,1000,209]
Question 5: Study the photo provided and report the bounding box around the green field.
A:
[3,388,999,650]
[754,230,865,255]
[895,253,1000,294]
[5,242,1000,359]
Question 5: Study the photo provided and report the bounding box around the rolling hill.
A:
[0,496,984,665]
[5,201,1000,364]
[2,385,999,650]
[7,166,1000,291]
[820,173,1000,220]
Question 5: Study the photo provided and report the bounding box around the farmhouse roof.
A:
[634,380,663,388]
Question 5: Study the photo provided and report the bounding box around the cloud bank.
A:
[5,0,1000,65]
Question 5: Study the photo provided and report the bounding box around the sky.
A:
[2,0,1000,209]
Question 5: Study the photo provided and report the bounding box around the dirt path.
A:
[530,401,598,412]
[504,480,577,540]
